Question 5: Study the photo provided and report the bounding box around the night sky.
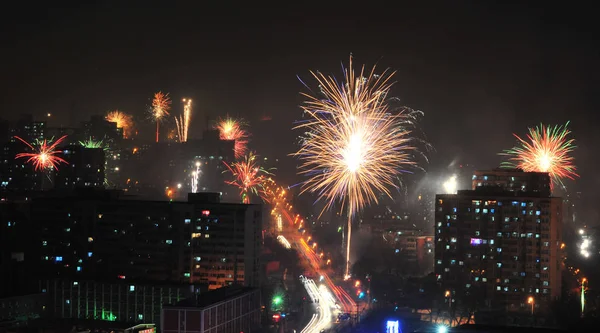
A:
[2,2,599,219]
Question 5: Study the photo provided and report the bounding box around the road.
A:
[300,276,339,333]
[267,185,358,333]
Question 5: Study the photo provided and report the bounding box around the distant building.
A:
[55,145,105,189]
[435,169,562,314]
[9,114,45,143]
[161,286,261,333]
[361,215,434,275]
[81,115,123,187]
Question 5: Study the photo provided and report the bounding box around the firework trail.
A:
[191,161,201,193]
[14,135,69,171]
[214,116,249,159]
[151,91,172,143]
[500,122,578,190]
[294,57,420,277]
[106,110,134,139]
[223,152,273,204]
[175,98,192,142]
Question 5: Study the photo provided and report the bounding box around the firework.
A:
[175,98,192,142]
[191,161,201,193]
[223,152,273,204]
[14,135,69,171]
[500,122,578,189]
[106,110,134,138]
[294,57,419,277]
[151,91,172,143]
[214,116,249,159]
[79,137,107,150]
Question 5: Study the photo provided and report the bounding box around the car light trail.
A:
[277,235,291,249]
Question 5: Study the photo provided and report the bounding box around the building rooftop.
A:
[165,286,257,309]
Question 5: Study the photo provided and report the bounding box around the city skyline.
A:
[1,2,599,332]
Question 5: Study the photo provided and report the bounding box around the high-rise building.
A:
[187,193,262,289]
[0,115,47,190]
[28,189,262,289]
[434,169,562,314]
[55,145,105,189]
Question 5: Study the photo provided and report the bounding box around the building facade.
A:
[435,169,562,313]
[29,189,262,289]
[55,145,105,189]
[41,279,199,327]
[161,287,260,333]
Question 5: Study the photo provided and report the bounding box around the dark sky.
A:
[2,2,599,217]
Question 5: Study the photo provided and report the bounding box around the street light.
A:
[445,290,452,309]
[272,296,283,306]
[527,296,534,315]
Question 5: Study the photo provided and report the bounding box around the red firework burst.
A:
[223,152,273,204]
[14,135,69,171]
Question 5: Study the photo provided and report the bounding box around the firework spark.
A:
[223,152,273,204]
[175,98,192,142]
[14,135,69,171]
[294,57,420,277]
[151,91,172,143]
[106,110,134,138]
[214,116,249,159]
[191,160,201,193]
[500,122,578,189]
[79,137,107,150]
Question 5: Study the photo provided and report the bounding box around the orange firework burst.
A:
[14,135,69,171]
[151,91,172,143]
[214,116,249,159]
[106,110,134,138]
[500,121,578,189]
[223,152,273,204]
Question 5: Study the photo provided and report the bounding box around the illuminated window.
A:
[166,240,173,244]
[55,256,63,262]
[130,285,135,291]
[88,252,93,257]
[76,266,81,272]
